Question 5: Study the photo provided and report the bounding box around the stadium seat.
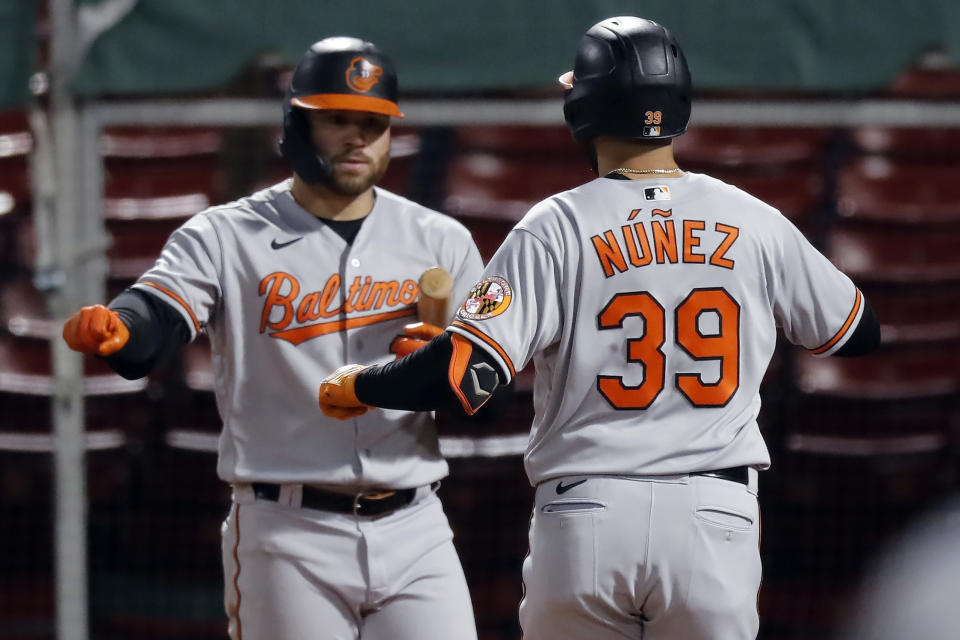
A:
[104,158,222,221]
[380,127,421,196]
[0,573,54,639]
[675,126,830,168]
[861,282,960,344]
[836,158,960,223]
[0,275,52,339]
[105,217,183,282]
[0,333,147,397]
[101,127,222,220]
[848,126,960,160]
[442,456,531,640]
[825,222,960,283]
[101,126,223,160]
[708,167,824,228]
[88,444,229,639]
[781,341,959,481]
[884,63,960,99]
[791,341,960,401]
[0,109,32,217]
[443,152,593,222]
[441,151,591,260]
[452,125,580,155]
[181,335,213,393]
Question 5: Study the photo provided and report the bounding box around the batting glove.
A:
[318,364,372,420]
[62,304,130,356]
[389,322,444,359]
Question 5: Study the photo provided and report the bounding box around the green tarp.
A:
[70,0,960,96]
[0,1,37,109]
[3,0,960,108]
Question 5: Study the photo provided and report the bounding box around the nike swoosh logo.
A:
[271,237,304,250]
[555,479,587,494]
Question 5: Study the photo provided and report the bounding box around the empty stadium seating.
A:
[860,282,960,344]
[710,167,825,227]
[826,222,960,283]
[836,158,960,223]
[0,110,32,215]
[848,126,960,160]
[0,274,52,339]
[885,63,960,98]
[675,126,830,168]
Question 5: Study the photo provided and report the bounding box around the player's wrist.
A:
[353,365,377,405]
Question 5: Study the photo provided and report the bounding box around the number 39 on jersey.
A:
[597,287,740,410]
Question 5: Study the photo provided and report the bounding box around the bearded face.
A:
[306,110,391,196]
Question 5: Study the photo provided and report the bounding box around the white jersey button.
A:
[351,258,361,268]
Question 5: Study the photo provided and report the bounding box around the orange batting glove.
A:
[62,304,130,356]
[319,364,372,420]
[389,322,445,359]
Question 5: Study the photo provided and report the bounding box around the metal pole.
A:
[49,1,90,639]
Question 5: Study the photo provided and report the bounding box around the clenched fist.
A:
[62,305,130,356]
[318,364,371,420]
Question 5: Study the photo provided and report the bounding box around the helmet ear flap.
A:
[280,101,331,184]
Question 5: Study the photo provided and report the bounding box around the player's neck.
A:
[594,138,681,177]
[290,176,374,221]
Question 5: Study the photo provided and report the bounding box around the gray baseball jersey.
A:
[134,179,483,488]
[450,172,862,485]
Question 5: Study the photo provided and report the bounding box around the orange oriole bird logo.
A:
[345,57,383,93]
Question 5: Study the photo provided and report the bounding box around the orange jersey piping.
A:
[810,288,862,355]
[139,281,201,334]
[450,320,516,378]
[448,334,479,415]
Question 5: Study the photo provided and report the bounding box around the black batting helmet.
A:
[279,37,403,184]
[560,16,691,145]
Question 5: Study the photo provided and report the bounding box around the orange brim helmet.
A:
[280,37,404,183]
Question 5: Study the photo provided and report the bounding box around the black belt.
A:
[692,466,749,486]
[252,483,418,517]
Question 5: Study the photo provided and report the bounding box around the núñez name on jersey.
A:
[591,208,740,278]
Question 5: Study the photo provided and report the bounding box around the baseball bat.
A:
[417,267,454,327]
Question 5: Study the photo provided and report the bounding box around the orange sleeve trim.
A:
[139,281,201,334]
[451,321,516,378]
[448,334,479,416]
[810,288,862,355]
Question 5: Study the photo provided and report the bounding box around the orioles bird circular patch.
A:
[458,276,513,320]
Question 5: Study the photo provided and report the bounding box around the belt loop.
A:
[278,484,303,507]
[232,483,255,504]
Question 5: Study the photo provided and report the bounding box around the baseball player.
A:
[62,38,482,640]
[317,17,881,640]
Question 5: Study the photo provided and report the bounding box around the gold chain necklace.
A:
[611,167,683,176]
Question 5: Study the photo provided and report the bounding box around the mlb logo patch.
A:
[643,126,661,136]
[644,185,671,201]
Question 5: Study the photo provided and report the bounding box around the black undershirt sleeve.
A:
[833,300,881,357]
[104,288,191,379]
[355,332,512,419]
